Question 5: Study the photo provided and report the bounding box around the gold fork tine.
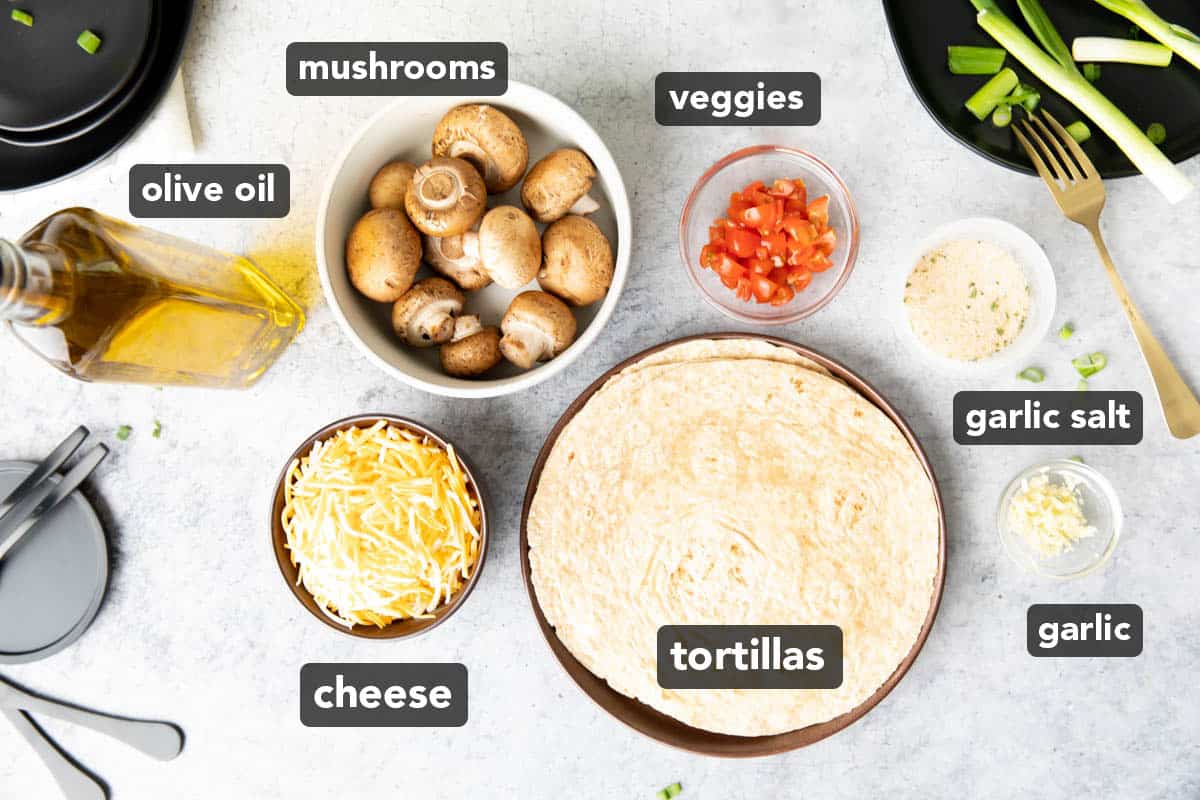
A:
[1031,116,1083,182]
[1018,118,1068,185]
[1013,126,1064,196]
[1042,111,1096,180]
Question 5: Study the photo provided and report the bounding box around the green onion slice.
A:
[1082,62,1103,82]
[77,29,102,54]
[948,45,1008,74]
[1147,122,1166,145]
[965,67,1020,121]
[10,8,32,26]
[1077,378,1090,391]
[116,425,132,441]
[1058,322,1075,339]
[1066,120,1092,143]
[1072,352,1108,377]
[1018,367,1046,382]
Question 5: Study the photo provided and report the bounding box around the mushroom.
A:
[423,226,491,291]
[368,160,417,210]
[440,316,502,378]
[345,208,422,303]
[432,104,528,194]
[479,205,541,289]
[538,215,614,306]
[404,157,487,237]
[390,277,464,347]
[521,149,600,223]
[499,291,577,370]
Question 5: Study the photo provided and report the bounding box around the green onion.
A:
[1093,0,1200,72]
[949,45,1008,74]
[992,104,1013,127]
[1082,62,1103,82]
[1072,352,1108,378]
[77,29,102,54]
[152,420,163,439]
[1069,455,1085,462]
[1147,122,1166,145]
[659,784,682,798]
[1059,322,1075,339]
[966,67,1020,121]
[1077,378,1090,391]
[1066,120,1092,143]
[116,425,132,441]
[1007,83,1042,112]
[970,0,1193,202]
[1073,36,1173,66]
[10,8,32,25]
[1018,0,1080,74]
[1018,367,1046,382]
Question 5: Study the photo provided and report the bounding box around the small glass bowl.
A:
[997,459,1123,580]
[679,145,860,325]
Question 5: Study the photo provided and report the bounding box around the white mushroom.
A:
[432,104,529,194]
[391,277,464,347]
[345,208,422,303]
[521,149,600,223]
[538,215,615,307]
[440,316,502,378]
[499,291,577,370]
[368,160,418,210]
[479,205,541,289]
[404,157,487,237]
[424,225,491,291]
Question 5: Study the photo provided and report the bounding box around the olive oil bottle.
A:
[0,208,304,388]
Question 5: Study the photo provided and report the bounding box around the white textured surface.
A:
[1,1,1199,797]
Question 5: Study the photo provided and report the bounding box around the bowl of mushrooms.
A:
[316,82,632,398]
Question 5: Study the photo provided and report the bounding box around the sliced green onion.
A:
[1094,0,1200,72]
[971,0,1193,202]
[1066,120,1092,143]
[966,67,1020,121]
[657,792,668,800]
[10,8,32,26]
[152,420,163,439]
[1077,378,1090,391]
[1073,36,1173,66]
[116,425,132,441]
[1082,62,1103,82]
[992,103,1013,127]
[1059,322,1075,339]
[663,784,683,798]
[77,29,102,54]
[1072,352,1108,378]
[1018,367,1046,382]
[1007,83,1042,112]
[1069,455,1085,462]
[949,45,1008,74]
[1147,122,1166,145]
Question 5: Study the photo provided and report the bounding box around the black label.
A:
[657,625,842,689]
[655,72,821,126]
[286,43,507,96]
[1027,605,1143,657]
[129,164,290,218]
[299,663,467,727]
[954,391,1143,445]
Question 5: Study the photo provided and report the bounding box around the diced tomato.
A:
[814,229,837,256]
[786,268,813,291]
[735,276,753,301]
[782,215,817,246]
[769,284,795,305]
[808,253,833,272]
[740,180,765,199]
[749,275,777,303]
[728,197,752,222]
[761,230,787,258]
[700,243,720,270]
[807,196,829,228]
[746,257,774,276]
[742,202,779,232]
[713,252,744,281]
[768,178,797,197]
[725,227,760,259]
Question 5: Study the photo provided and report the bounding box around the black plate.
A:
[883,0,1200,177]
[0,0,154,132]
[0,3,161,147]
[0,0,192,191]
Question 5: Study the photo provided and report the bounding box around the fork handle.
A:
[1086,225,1200,439]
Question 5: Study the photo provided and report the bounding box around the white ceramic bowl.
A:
[895,217,1057,376]
[316,82,631,398]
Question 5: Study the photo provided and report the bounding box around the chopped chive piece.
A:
[966,68,1020,121]
[116,425,132,441]
[1066,121,1092,143]
[948,45,1007,74]
[1082,62,1103,82]
[10,8,32,25]
[661,784,682,798]
[152,420,162,439]
[992,103,1013,127]
[1069,455,1085,463]
[1072,352,1108,378]
[1059,322,1075,339]
[1018,367,1046,383]
[77,29,102,54]
[1077,378,1089,391]
[1147,122,1167,145]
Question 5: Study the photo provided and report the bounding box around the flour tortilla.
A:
[528,340,940,737]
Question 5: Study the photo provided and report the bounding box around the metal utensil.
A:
[3,707,107,800]
[0,427,88,516]
[0,444,108,563]
[1014,110,1200,439]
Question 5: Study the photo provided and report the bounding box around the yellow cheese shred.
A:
[281,421,482,627]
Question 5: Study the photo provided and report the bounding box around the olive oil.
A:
[0,208,304,388]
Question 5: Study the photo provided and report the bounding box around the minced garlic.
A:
[1007,471,1095,558]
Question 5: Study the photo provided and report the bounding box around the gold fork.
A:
[1014,110,1200,440]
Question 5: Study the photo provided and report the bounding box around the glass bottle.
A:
[0,208,304,388]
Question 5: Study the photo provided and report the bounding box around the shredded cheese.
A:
[281,421,482,628]
[1007,471,1095,558]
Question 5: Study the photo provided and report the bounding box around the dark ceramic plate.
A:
[0,0,193,192]
[520,334,947,757]
[883,0,1200,177]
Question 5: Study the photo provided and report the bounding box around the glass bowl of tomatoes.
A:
[680,145,860,324]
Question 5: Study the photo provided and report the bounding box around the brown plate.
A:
[270,414,489,640]
[519,333,947,757]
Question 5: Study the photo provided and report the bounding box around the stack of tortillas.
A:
[527,339,941,737]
